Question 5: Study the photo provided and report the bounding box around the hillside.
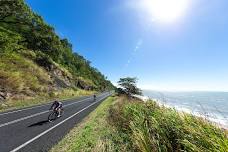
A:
[0,1,113,105]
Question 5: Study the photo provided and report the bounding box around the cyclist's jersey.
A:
[51,101,62,110]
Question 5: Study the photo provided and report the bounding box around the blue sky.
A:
[26,0,228,91]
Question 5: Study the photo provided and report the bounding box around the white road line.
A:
[10,95,109,152]
[0,111,48,128]
[0,96,90,116]
[0,97,92,128]
[0,104,49,116]
[64,97,91,108]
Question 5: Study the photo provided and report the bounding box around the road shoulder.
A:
[50,96,116,152]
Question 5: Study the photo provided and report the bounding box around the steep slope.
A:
[0,0,114,102]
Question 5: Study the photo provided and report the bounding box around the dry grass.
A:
[0,52,51,94]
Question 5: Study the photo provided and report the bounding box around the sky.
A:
[26,0,228,91]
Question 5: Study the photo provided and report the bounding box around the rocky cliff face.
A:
[0,56,95,101]
[0,0,114,101]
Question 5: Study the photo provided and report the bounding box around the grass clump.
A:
[108,96,228,152]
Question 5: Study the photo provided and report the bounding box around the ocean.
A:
[143,90,228,128]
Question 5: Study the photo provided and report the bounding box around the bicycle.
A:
[48,108,64,122]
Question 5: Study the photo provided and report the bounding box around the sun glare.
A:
[141,0,190,23]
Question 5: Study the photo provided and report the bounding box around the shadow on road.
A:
[28,120,50,127]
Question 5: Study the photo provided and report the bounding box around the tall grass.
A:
[0,52,51,95]
[108,96,228,152]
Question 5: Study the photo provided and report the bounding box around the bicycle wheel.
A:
[48,111,57,121]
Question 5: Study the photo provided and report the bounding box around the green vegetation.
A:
[0,53,51,96]
[117,77,142,96]
[50,96,117,152]
[0,0,113,91]
[108,96,228,152]
[0,51,96,111]
[0,0,114,107]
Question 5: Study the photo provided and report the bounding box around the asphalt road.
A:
[0,92,112,152]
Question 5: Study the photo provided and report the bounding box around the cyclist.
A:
[93,94,96,101]
[50,100,63,118]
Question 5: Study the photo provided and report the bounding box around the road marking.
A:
[0,97,93,128]
[0,111,48,128]
[0,96,89,116]
[0,104,49,116]
[10,95,109,152]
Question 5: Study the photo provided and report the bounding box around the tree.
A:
[117,77,142,96]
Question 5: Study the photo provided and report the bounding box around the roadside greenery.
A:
[108,96,228,152]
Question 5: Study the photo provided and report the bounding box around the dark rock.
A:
[0,91,6,100]
[52,75,69,89]
[75,79,93,90]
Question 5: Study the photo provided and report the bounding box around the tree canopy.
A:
[0,0,114,91]
[117,77,142,96]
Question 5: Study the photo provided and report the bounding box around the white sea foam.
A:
[148,96,228,129]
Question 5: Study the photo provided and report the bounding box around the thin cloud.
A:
[125,39,143,68]
[134,39,143,52]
